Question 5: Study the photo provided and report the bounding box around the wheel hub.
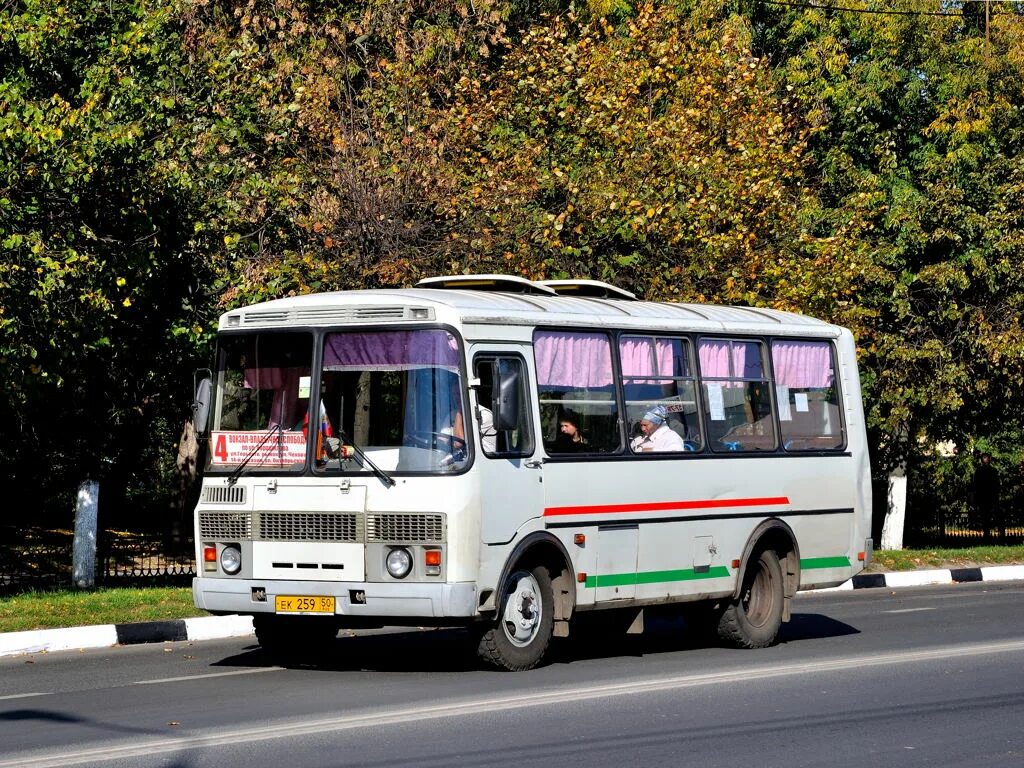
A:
[503,572,542,646]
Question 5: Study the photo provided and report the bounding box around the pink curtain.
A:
[771,341,833,388]
[534,331,613,387]
[619,337,677,377]
[324,329,459,371]
[243,367,306,429]
[698,339,762,378]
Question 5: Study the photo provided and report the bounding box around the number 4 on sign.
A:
[214,434,228,462]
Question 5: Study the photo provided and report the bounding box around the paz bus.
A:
[191,275,872,670]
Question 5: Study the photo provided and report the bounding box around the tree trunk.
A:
[881,464,907,550]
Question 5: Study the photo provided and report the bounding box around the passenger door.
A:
[471,348,544,544]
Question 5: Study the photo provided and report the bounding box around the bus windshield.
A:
[318,328,468,474]
[208,331,314,472]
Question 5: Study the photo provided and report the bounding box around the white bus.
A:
[192,275,872,670]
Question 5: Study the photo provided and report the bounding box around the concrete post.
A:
[72,480,99,589]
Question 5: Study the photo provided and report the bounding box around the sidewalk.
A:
[3,565,1024,658]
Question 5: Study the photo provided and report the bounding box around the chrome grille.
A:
[202,485,246,504]
[199,512,252,540]
[367,513,445,543]
[258,512,359,542]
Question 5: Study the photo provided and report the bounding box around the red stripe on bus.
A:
[542,496,791,517]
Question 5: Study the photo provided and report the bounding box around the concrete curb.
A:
[0,615,254,658]
[805,564,1024,593]
[3,566,1024,658]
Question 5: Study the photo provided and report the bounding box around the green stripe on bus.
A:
[584,566,731,589]
[800,556,852,570]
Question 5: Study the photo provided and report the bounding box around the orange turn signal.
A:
[203,546,217,562]
[424,549,442,567]
[577,572,587,583]
[857,551,866,561]
[574,534,586,546]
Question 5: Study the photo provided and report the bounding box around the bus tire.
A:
[717,549,784,649]
[477,563,555,671]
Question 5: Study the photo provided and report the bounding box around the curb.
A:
[805,564,1024,593]
[3,565,1024,658]
[0,615,254,658]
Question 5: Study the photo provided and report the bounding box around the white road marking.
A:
[4,638,1024,768]
[0,692,52,701]
[883,607,937,614]
[133,667,283,686]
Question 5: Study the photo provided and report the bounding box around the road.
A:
[2,582,1023,768]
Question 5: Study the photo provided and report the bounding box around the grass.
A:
[2,546,1023,634]
[869,545,1024,572]
[0,587,200,633]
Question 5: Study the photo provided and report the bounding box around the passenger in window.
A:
[556,410,589,452]
[630,406,685,453]
[477,402,496,454]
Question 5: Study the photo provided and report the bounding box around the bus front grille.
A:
[199,512,253,540]
[258,512,360,542]
[198,511,444,544]
[201,485,246,504]
[366,513,445,543]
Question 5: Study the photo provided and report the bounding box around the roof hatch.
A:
[415,274,635,299]
[415,274,559,296]
[538,279,637,300]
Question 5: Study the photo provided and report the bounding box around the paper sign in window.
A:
[298,376,311,399]
[707,384,726,421]
[794,392,809,412]
[776,385,792,421]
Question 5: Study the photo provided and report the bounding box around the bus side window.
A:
[771,340,844,451]
[473,356,533,457]
[534,330,621,455]
[698,338,777,453]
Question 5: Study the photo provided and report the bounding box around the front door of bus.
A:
[471,349,545,545]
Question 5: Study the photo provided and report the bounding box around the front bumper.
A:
[193,577,478,619]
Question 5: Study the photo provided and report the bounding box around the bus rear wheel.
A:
[477,564,555,671]
[717,549,784,649]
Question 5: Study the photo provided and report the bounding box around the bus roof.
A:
[219,277,843,337]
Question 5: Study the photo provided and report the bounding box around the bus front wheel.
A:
[717,549,784,649]
[478,564,555,671]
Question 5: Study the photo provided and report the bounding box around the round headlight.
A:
[220,545,242,575]
[385,547,413,579]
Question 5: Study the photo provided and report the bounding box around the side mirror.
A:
[193,369,213,437]
[493,359,520,431]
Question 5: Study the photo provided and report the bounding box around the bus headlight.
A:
[220,545,242,575]
[385,547,413,579]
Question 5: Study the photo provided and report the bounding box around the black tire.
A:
[254,615,338,660]
[717,549,784,649]
[477,563,555,671]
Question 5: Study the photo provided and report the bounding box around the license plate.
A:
[275,595,336,614]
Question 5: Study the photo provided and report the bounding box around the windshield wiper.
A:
[338,428,395,488]
[227,424,283,486]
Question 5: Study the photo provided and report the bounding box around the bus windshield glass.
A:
[207,331,314,472]
[318,328,468,474]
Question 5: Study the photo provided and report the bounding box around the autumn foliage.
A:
[3,0,1024,527]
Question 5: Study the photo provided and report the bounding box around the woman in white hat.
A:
[629,405,685,453]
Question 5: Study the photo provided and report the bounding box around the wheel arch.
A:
[734,518,800,621]
[494,531,576,628]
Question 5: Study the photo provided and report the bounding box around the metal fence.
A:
[902,456,1024,548]
[0,527,195,595]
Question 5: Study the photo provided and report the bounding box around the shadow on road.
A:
[210,610,859,673]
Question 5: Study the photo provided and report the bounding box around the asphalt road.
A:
[2,582,1023,768]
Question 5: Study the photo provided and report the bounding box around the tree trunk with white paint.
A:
[880,466,907,551]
